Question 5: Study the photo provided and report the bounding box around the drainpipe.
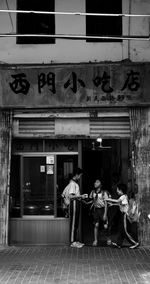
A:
[128,0,132,60]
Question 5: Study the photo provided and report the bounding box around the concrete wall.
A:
[0,111,12,245]
[133,107,150,245]
[0,0,150,64]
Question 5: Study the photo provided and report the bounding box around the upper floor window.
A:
[17,0,55,44]
[86,0,122,42]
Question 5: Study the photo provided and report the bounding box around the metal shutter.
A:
[13,111,130,138]
[13,118,55,137]
[90,116,130,138]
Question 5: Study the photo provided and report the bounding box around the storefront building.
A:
[0,62,150,246]
[0,0,150,246]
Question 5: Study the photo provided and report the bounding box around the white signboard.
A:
[46,155,54,164]
[40,165,45,172]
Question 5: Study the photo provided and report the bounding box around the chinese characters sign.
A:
[0,63,150,107]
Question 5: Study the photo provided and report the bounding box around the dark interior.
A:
[81,138,129,245]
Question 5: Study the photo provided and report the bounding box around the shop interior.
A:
[9,138,131,245]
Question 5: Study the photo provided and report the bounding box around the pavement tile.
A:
[0,246,149,284]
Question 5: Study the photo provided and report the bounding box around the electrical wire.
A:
[0,8,149,41]
[0,33,149,41]
[0,9,150,17]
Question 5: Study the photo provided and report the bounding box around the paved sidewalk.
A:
[0,245,149,284]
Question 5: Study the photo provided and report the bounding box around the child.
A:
[106,183,139,249]
[107,174,120,245]
[88,179,108,246]
[127,192,140,246]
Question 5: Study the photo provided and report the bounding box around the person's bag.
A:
[61,183,71,218]
[61,183,71,209]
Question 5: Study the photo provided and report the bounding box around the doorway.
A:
[56,154,78,217]
[81,138,130,245]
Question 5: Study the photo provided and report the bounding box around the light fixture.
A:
[97,137,102,147]
[97,137,102,143]
[96,137,112,149]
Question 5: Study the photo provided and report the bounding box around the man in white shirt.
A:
[62,167,86,248]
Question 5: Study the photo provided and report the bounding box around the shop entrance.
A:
[81,139,130,245]
[9,138,78,245]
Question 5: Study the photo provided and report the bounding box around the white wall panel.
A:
[0,1,149,64]
[55,118,90,135]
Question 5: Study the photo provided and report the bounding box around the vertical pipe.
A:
[78,139,82,241]
[54,154,57,217]
[6,110,12,244]
[128,0,132,59]
[20,156,24,217]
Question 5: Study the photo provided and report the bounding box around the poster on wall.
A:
[47,165,54,175]
[46,155,54,164]
[40,165,45,173]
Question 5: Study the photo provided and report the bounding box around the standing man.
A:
[62,167,86,248]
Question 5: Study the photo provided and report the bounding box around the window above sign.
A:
[86,0,122,42]
[17,0,55,44]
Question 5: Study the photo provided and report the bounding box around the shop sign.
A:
[12,139,78,153]
[1,63,150,107]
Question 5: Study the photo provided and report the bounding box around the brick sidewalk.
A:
[0,245,149,284]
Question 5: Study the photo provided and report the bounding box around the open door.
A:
[82,147,112,245]
[82,139,129,245]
